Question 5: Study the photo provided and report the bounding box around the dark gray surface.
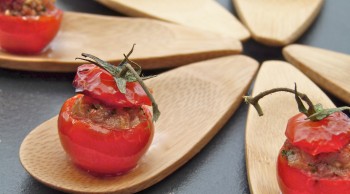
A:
[0,0,349,194]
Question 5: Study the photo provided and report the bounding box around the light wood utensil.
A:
[233,0,323,46]
[96,0,250,40]
[20,55,258,193]
[245,61,334,193]
[0,12,241,72]
[283,44,350,104]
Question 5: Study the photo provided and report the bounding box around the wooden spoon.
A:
[19,55,258,193]
[233,0,323,46]
[283,44,350,104]
[0,12,241,72]
[245,61,334,194]
[96,0,250,40]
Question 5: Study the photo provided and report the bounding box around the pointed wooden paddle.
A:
[233,0,323,46]
[283,44,350,104]
[245,61,334,193]
[96,0,250,40]
[20,55,258,193]
[0,12,241,72]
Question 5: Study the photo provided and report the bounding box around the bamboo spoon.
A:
[233,0,323,46]
[20,55,258,193]
[0,12,241,72]
[96,0,250,40]
[245,61,334,194]
[283,44,350,104]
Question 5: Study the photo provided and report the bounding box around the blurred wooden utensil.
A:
[246,61,334,194]
[0,12,241,72]
[96,0,250,40]
[233,0,323,46]
[284,44,350,104]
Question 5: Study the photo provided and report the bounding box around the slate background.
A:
[0,0,349,193]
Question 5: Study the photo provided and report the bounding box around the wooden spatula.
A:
[246,61,334,193]
[233,0,323,46]
[283,44,350,104]
[0,12,241,72]
[96,0,250,40]
[20,55,258,193]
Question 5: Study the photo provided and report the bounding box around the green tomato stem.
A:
[244,87,315,117]
[125,62,160,122]
[244,84,350,121]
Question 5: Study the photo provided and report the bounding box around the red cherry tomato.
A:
[58,94,154,175]
[277,145,350,194]
[285,112,350,156]
[0,8,63,54]
[244,86,350,193]
[73,64,152,108]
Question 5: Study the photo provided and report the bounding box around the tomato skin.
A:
[285,112,350,156]
[0,8,63,54]
[73,64,152,108]
[58,94,154,175]
[277,146,350,194]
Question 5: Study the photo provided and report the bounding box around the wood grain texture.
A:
[96,0,250,40]
[0,12,241,72]
[283,44,350,104]
[245,61,335,194]
[20,55,258,193]
[233,0,323,46]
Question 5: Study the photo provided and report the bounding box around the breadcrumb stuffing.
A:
[282,140,350,178]
[72,97,148,130]
[1,0,56,16]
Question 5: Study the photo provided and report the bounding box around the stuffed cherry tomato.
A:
[277,112,350,194]
[58,94,154,175]
[244,85,350,194]
[58,52,160,176]
[0,0,63,54]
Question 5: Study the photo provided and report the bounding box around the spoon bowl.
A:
[97,0,250,40]
[283,44,350,104]
[20,55,258,193]
[245,61,335,194]
[233,0,323,46]
[0,12,241,72]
